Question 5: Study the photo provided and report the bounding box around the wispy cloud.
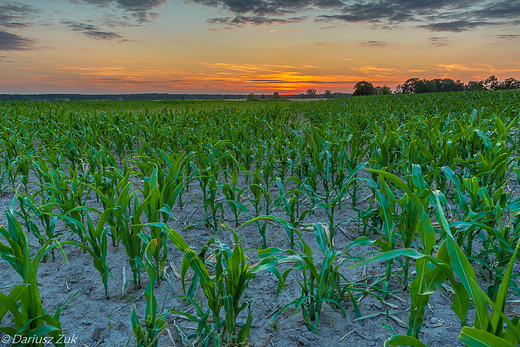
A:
[0,2,38,50]
[429,36,449,47]
[0,3,36,29]
[359,40,388,47]
[71,0,166,23]
[419,20,494,33]
[207,15,307,26]
[495,34,520,40]
[63,21,127,41]
[435,63,520,75]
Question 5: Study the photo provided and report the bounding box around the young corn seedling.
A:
[139,166,183,278]
[131,239,168,347]
[248,167,265,218]
[274,177,311,249]
[157,223,283,346]
[257,144,277,214]
[220,164,249,228]
[86,166,134,246]
[316,162,367,247]
[433,192,520,347]
[191,148,226,232]
[365,165,436,297]
[0,210,72,347]
[57,209,114,298]
[46,166,90,242]
[451,199,520,301]
[261,223,347,333]
[11,192,60,260]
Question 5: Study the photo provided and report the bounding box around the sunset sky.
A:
[1,0,519,94]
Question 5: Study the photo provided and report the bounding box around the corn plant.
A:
[220,164,249,228]
[451,197,520,300]
[157,223,283,346]
[191,148,227,232]
[12,192,59,260]
[131,239,168,347]
[86,166,134,246]
[316,162,367,246]
[248,167,265,218]
[46,166,90,242]
[274,177,310,249]
[433,193,520,346]
[0,211,71,347]
[57,209,114,298]
[368,165,436,294]
[262,223,346,333]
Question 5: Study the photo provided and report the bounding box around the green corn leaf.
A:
[459,327,516,347]
[434,192,489,330]
[236,303,253,343]
[490,239,520,335]
[384,334,427,347]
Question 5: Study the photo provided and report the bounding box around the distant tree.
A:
[466,80,485,91]
[306,88,317,98]
[324,90,333,98]
[272,91,282,100]
[414,79,436,93]
[237,94,243,99]
[381,85,391,95]
[396,78,419,94]
[261,94,266,100]
[247,93,259,101]
[484,75,500,90]
[498,77,520,90]
[353,81,375,96]
[374,85,392,95]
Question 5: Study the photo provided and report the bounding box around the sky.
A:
[1,0,520,94]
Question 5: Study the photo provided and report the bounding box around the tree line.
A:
[353,75,520,96]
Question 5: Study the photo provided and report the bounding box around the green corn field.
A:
[0,90,520,346]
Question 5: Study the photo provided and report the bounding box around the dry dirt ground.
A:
[0,168,495,347]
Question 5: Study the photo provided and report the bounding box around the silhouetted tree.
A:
[466,80,486,91]
[484,75,500,90]
[306,88,317,98]
[353,81,375,96]
[324,90,333,98]
[396,78,419,94]
[247,93,259,101]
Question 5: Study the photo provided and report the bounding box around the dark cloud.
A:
[359,40,388,47]
[64,21,126,41]
[0,30,35,50]
[192,0,520,32]
[473,1,520,20]
[72,0,166,22]
[208,15,307,26]
[419,20,493,32]
[0,3,36,29]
